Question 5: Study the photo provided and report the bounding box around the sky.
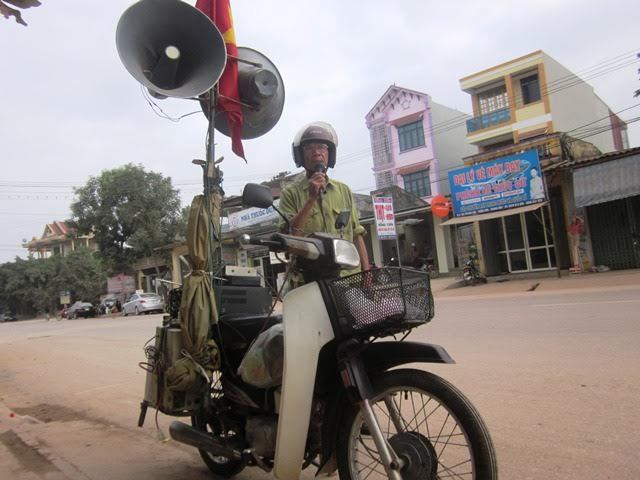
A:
[1,0,638,263]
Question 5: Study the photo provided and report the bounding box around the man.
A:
[530,168,545,200]
[278,121,370,276]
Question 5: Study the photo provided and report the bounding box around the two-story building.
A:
[365,85,476,272]
[443,50,629,275]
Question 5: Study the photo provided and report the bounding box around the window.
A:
[376,171,394,189]
[397,120,425,152]
[520,74,541,104]
[370,124,391,166]
[403,169,431,198]
[478,87,509,114]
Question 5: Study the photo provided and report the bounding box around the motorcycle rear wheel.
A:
[191,374,245,478]
[336,369,497,480]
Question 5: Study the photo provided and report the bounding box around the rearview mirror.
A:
[242,183,274,209]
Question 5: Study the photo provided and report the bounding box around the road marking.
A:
[531,299,640,308]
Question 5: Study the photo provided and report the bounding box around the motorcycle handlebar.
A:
[238,234,284,250]
[239,233,324,262]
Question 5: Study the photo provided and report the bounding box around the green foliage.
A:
[0,249,106,316]
[70,163,183,273]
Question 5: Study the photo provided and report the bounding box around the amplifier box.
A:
[225,266,261,286]
[220,286,271,315]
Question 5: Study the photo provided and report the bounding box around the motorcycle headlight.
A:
[332,239,360,269]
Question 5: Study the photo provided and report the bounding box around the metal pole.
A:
[395,235,402,268]
[542,197,562,278]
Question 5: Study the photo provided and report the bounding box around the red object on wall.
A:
[431,195,450,218]
[567,215,585,236]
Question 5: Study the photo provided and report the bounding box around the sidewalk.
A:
[431,268,640,299]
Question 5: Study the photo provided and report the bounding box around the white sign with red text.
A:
[372,196,397,238]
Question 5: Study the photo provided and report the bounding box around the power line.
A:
[1,51,638,201]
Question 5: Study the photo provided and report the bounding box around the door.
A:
[587,195,640,269]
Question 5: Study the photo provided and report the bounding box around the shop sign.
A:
[228,199,281,231]
[448,149,545,217]
[372,196,397,238]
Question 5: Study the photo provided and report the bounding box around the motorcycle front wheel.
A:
[336,369,497,480]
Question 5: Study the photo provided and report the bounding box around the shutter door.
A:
[587,196,640,269]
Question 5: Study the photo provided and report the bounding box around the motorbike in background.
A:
[462,259,487,286]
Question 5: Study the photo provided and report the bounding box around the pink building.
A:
[364,86,475,272]
[366,86,475,200]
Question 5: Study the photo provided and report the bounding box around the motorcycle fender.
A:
[362,340,455,373]
[273,282,335,480]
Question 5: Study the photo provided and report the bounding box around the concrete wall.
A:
[543,53,615,153]
[430,102,475,196]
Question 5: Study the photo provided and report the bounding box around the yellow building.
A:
[443,51,629,275]
[461,50,628,154]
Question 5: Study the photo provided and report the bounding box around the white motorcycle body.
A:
[273,281,335,480]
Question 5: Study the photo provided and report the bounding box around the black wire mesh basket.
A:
[328,267,434,337]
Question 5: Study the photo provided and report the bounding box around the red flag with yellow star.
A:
[196,0,245,159]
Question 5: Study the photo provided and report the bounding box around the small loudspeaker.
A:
[116,0,227,98]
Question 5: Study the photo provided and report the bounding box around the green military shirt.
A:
[278,173,366,241]
[278,174,366,281]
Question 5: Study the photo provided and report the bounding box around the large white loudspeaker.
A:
[201,47,285,139]
[116,0,227,98]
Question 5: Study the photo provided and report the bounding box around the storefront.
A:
[443,149,562,275]
[362,186,454,273]
[561,147,640,270]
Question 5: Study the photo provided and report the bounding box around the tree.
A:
[1,0,42,26]
[0,249,106,316]
[71,164,183,274]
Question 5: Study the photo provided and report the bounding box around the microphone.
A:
[313,164,327,196]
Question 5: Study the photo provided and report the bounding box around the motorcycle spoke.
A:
[436,457,473,478]
[354,445,387,478]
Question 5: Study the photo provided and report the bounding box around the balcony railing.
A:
[466,108,511,133]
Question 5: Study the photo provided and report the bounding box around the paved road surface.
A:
[1,285,639,479]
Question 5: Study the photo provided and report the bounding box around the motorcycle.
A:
[462,259,487,286]
[139,183,497,480]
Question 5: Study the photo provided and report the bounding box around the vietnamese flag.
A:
[196,0,245,160]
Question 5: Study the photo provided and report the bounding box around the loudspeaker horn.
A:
[201,47,285,139]
[116,0,227,99]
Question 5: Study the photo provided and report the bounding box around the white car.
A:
[122,293,164,316]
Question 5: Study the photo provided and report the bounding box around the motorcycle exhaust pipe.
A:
[169,421,242,460]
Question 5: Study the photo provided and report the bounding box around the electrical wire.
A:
[1,51,638,200]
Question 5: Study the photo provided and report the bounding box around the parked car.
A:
[122,293,164,316]
[0,312,17,322]
[66,302,97,319]
[98,297,118,314]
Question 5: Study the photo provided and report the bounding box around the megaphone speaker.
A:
[201,47,285,140]
[116,0,227,98]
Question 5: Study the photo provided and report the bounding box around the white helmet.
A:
[291,121,339,168]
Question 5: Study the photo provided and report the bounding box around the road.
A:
[1,286,639,479]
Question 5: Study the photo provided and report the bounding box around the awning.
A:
[440,202,547,226]
[573,153,640,208]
